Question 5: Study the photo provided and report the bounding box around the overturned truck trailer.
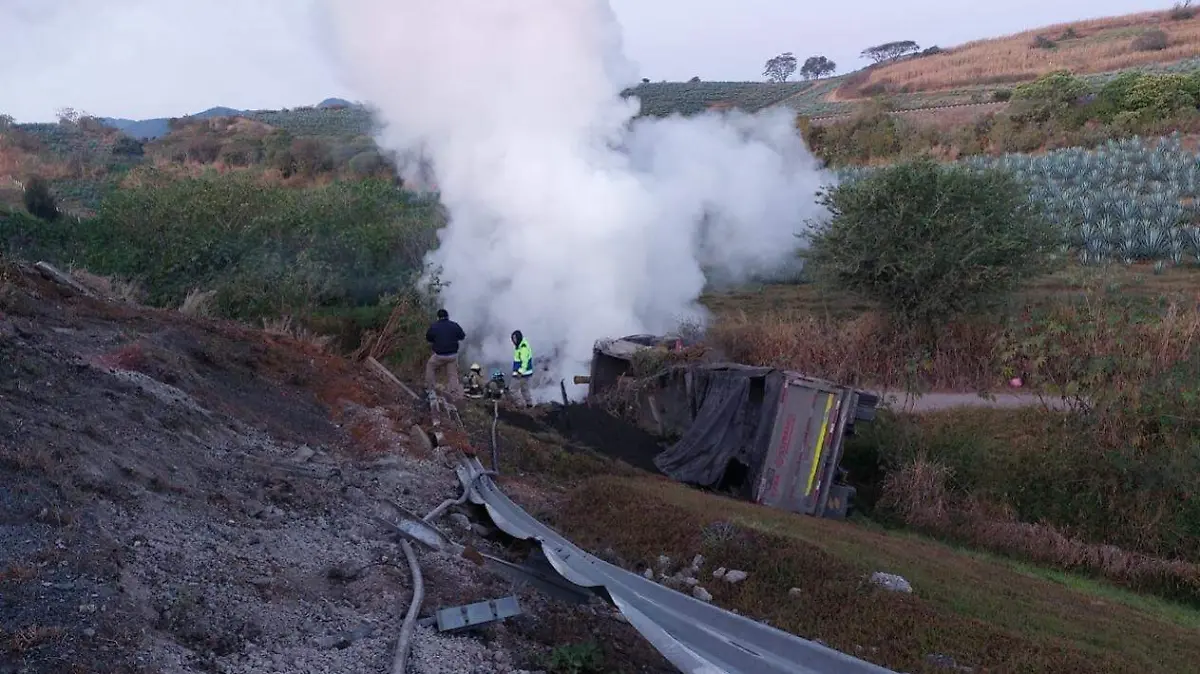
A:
[585,335,878,520]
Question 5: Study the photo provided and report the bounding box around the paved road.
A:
[869,390,1074,413]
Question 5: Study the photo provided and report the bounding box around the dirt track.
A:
[870,390,1072,413]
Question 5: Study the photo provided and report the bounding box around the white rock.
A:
[691,554,705,570]
[723,570,748,584]
[683,577,699,587]
[692,585,712,602]
[642,568,654,580]
[788,587,803,598]
[291,445,315,462]
[713,567,727,579]
[657,555,671,570]
[870,571,913,593]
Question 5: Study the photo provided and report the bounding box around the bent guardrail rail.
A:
[457,457,897,674]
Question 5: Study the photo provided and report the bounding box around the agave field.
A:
[625,81,814,117]
[838,133,1200,266]
[248,107,375,137]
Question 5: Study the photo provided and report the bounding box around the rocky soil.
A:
[0,261,669,674]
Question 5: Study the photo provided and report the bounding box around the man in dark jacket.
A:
[425,309,466,400]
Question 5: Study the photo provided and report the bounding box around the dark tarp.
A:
[652,365,785,498]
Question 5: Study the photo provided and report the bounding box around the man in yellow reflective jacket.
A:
[510,330,534,408]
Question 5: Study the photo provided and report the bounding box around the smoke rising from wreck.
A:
[324,0,831,399]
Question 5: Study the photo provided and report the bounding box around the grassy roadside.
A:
[550,475,1200,673]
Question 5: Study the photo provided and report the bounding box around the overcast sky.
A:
[0,0,1171,122]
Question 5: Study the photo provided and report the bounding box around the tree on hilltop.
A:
[800,55,837,80]
[763,52,798,83]
[861,40,920,64]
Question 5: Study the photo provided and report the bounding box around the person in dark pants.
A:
[425,309,465,400]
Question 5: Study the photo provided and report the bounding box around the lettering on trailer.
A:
[764,413,796,501]
[762,384,795,503]
[774,415,796,469]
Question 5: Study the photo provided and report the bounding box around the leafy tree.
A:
[1009,70,1088,123]
[800,55,837,80]
[805,159,1055,330]
[763,52,798,83]
[860,41,920,64]
[348,150,386,176]
[689,76,701,82]
[111,136,145,157]
[55,107,82,125]
[23,176,59,221]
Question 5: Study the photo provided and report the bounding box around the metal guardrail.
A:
[457,457,897,674]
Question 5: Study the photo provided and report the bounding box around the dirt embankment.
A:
[0,261,665,674]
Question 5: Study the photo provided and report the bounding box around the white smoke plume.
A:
[323,0,831,399]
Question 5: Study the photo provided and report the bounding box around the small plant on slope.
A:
[544,642,604,674]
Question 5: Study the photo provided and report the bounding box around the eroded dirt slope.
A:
[0,262,668,674]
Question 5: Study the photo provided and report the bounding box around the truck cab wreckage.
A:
[581,334,879,520]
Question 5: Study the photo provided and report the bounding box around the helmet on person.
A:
[470,363,482,372]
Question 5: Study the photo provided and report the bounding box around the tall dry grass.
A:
[709,310,1001,391]
[710,290,1200,397]
[68,268,144,304]
[879,457,1200,603]
[261,315,334,353]
[844,11,1200,96]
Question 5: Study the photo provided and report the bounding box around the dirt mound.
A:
[0,261,665,673]
[498,405,666,474]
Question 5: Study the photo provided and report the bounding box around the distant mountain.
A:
[98,100,361,139]
[99,106,246,139]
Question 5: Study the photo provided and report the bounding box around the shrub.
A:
[1010,70,1088,123]
[82,174,442,319]
[348,150,386,177]
[110,136,144,157]
[1131,28,1169,52]
[22,177,58,221]
[1170,1,1195,20]
[184,137,221,163]
[804,159,1056,329]
[1123,72,1200,119]
[991,89,1012,102]
[1031,35,1056,50]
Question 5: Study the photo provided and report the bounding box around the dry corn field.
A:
[843,10,1200,96]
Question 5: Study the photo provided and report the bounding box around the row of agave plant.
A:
[835,133,1200,266]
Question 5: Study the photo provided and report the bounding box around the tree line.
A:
[762,38,938,83]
